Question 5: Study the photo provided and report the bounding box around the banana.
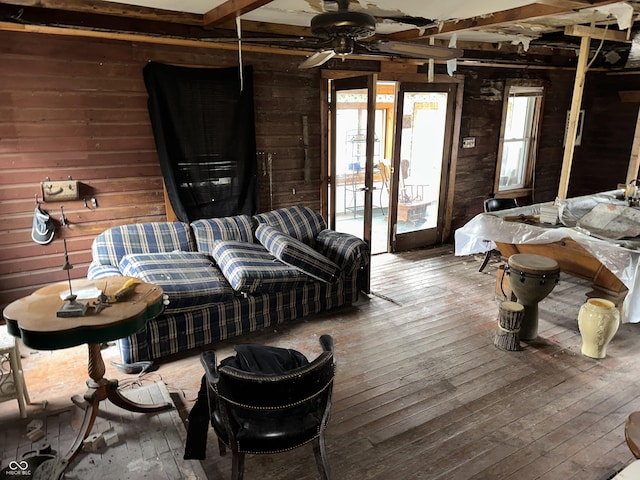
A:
[109,278,138,302]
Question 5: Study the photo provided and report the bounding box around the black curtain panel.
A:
[143,62,258,222]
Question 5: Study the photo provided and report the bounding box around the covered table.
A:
[455,190,640,323]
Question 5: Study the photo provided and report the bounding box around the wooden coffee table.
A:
[3,277,172,476]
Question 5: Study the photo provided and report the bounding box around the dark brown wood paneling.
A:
[568,72,639,198]
[0,30,323,311]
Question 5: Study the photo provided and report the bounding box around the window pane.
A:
[500,140,527,188]
[504,97,532,139]
[497,85,543,192]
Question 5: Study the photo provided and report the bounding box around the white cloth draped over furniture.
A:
[455,190,640,324]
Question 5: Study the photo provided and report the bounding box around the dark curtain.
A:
[143,62,258,222]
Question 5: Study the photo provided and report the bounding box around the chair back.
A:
[378,162,391,191]
[484,198,518,213]
[216,350,335,410]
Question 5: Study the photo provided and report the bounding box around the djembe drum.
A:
[506,253,560,341]
[494,301,525,351]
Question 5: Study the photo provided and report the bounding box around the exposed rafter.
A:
[203,0,274,27]
[565,24,631,41]
[0,0,203,25]
[386,0,623,41]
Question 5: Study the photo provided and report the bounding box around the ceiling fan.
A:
[298,0,464,69]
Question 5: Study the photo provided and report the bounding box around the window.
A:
[495,81,545,195]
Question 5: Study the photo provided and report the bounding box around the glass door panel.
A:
[329,75,376,291]
[392,84,455,250]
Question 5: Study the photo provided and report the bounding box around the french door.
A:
[390,83,457,251]
[328,74,377,292]
[327,76,458,282]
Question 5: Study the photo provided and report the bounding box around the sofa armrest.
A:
[315,230,370,275]
[88,261,123,279]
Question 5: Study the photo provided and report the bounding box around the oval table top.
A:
[3,277,163,351]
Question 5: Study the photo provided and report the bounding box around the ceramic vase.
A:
[577,298,620,359]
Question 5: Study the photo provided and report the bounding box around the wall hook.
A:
[60,206,68,227]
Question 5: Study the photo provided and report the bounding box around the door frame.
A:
[320,70,464,250]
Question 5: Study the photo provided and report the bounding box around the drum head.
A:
[508,253,560,275]
[500,301,525,312]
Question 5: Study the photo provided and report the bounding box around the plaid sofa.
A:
[88,206,369,364]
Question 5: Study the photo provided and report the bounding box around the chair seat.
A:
[212,409,322,453]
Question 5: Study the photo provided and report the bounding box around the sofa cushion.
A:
[190,215,254,255]
[255,224,341,284]
[90,222,196,274]
[119,252,234,312]
[211,241,308,294]
[253,206,326,245]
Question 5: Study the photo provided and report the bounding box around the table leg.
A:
[60,343,172,467]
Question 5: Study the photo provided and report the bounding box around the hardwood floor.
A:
[2,246,639,479]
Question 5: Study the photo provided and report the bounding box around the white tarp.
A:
[454,190,640,323]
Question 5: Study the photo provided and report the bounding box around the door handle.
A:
[359,186,378,192]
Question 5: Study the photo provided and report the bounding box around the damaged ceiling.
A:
[2,0,640,69]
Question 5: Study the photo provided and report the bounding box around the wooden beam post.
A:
[558,35,591,200]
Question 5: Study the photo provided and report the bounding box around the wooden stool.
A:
[0,325,30,418]
[625,412,640,458]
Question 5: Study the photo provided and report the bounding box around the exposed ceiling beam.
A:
[203,0,274,27]
[565,24,631,41]
[217,19,311,37]
[0,19,310,56]
[0,0,203,25]
[386,0,622,41]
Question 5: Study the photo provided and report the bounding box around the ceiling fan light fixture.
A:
[310,11,376,39]
[331,36,355,55]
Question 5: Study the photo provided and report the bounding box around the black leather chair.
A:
[478,197,519,272]
[200,335,336,480]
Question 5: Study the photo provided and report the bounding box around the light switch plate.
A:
[462,137,476,149]
[41,180,80,201]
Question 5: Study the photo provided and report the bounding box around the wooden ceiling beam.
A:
[203,0,274,27]
[216,19,311,37]
[386,0,622,41]
[0,0,203,25]
[0,19,310,56]
[565,24,631,41]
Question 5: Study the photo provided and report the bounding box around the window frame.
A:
[494,79,546,198]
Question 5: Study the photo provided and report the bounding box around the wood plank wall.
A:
[449,66,639,233]
[0,30,322,311]
[450,67,575,232]
[2,28,638,313]
[569,72,640,198]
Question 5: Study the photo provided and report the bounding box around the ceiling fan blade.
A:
[373,41,463,60]
[299,49,336,69]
